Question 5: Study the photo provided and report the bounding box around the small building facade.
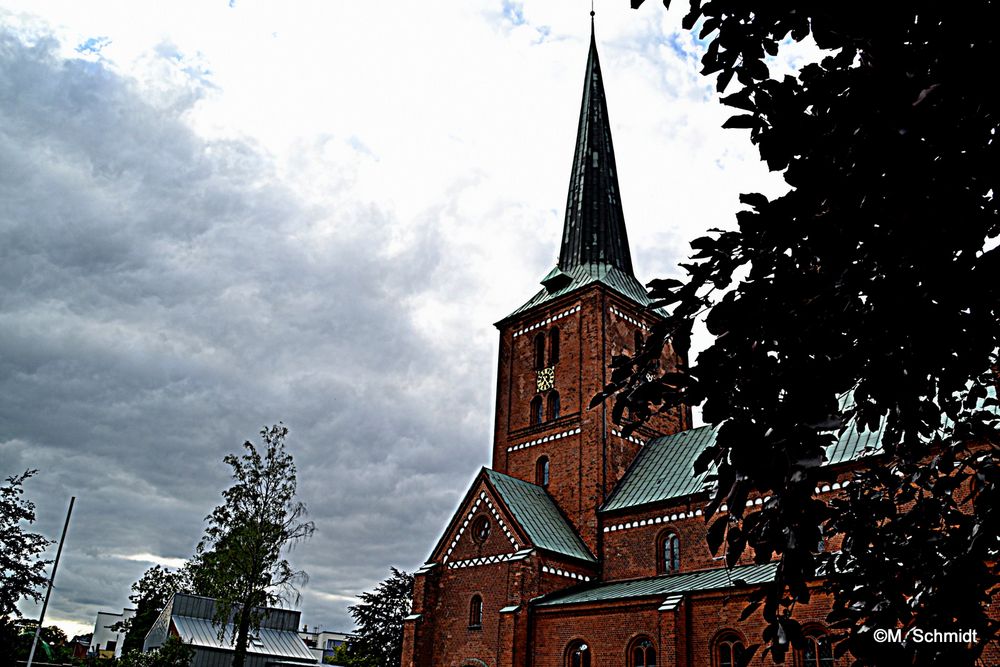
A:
[298,628,352,664]
[143,593,316,667]
[88,607,134,659]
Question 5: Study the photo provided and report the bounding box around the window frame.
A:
[530,395,543,425]
[468,594,483,629]
[800,627,835,667]
[565,640,591,667]
[657,530,681,574]
[536,456,550,487]
[712,630,746,667]
[533,332,546,370]
[548,328,560,365]
[546,390,561,421]
[628,636,657,667]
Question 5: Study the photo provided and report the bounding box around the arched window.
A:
[802,630,835,667]
[714,632,745,667]
[565,641,591,667]
[549,328,560,365]
[468,595,482,628]
[630,637,656,667]
[658,531,680,574]
[536,456,550,487]
[530,396,543,425]
[533,332,546,370]
[546,391,561,420]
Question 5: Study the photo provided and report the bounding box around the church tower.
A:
[491,21,691,554]
[402,23,694,667]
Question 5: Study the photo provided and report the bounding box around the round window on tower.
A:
[472,516,491,543]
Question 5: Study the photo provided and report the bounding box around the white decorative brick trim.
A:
[507,427,582,453]
[513,305,582,338]
[541,565,592,582]
[604,482,850,533]
[815,480,848,494]
[602,484,851,536]
[609,306,651,332]
[603,508,702,533]
[443,491,519,563]
[447,553,519,569]
[611,429,644,446]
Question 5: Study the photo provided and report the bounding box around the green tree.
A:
[0,470,52,617]
[194,424,314,667]
[613,2,999,665]
[341,568,413,667]
[113,565,194,654]
[119,634,194,667]
[0,470,53,666]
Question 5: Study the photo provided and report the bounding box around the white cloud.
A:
[1,0,809,636]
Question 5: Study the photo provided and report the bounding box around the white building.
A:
[88,607,135,658]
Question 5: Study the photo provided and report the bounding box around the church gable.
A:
[429,469,529,567]
[428,468,595,568]
[444,489,524,565]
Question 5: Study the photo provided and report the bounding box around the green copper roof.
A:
[502,263,656,322]
[533,561,777,607]
[558,20,632,276]
[601,425,717,513]
[485,469,597,563]
[602,419,885,514]
[500,22,651,325]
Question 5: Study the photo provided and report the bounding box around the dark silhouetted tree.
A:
[612,3,999,666]
[195,424,314,667]
[0,470,52,666]
[342,568,413,667]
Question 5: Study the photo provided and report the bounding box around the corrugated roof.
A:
[172,616,315,662]
[534,561,778,607]
[503,263,658,321]
[603,420,883,514]
[485,470,596,563]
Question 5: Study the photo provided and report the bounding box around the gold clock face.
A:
[536,366,555,391]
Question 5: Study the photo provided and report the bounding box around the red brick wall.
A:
[602,504,721,580]
[492,285,689,553]
[532,602,670,667]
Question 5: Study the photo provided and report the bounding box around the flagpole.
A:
[26,496,75,667]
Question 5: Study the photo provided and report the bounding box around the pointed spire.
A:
[557,18,634,277]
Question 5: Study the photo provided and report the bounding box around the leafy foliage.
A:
[341,568,413,667]
[194,423,314,667]
[0,469,52,619]
[119,635,194,667]
[617,2,1000,665]
[0,620,74,665]
[113,564,195,654]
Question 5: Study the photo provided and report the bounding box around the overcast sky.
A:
[1,0,814,638]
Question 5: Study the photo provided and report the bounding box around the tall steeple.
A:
[558,17,634,276]
[502,16,654,322]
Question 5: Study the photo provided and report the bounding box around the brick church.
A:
[401,21,865,667]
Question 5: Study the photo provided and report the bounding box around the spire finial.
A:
[591,0,595,18]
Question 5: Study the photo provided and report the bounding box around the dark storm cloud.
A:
[0,26,490,632]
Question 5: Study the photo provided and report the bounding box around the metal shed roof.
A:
[172,616,315,662]
[485,469,596,563]
[534,561,778,607]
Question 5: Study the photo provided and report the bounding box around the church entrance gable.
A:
[429,469,533,566]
